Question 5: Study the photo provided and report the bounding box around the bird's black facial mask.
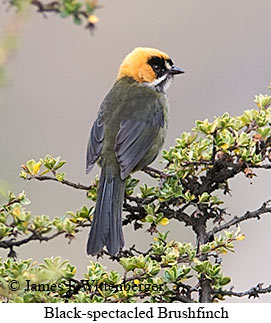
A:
[148,56,173,78]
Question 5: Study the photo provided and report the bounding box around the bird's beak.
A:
[169,65,185,75]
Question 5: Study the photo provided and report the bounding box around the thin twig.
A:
[213,283,271,299]
[143,166,167,178]
[208,200,271,238]
[252,164,271,169]
[28,175,92,191]
[0,223,90,249]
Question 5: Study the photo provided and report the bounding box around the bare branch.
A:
[252,164,271,170]
[28,175,92,191]
[28,0,99,30]
[30,0,61,15]
[213,283,271,299]
[143,166,168,178]
[198,160,244,195]
[0,223,90,250]
[208,200,271,238]
[122,200,194,228]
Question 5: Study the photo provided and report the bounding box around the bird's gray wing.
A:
[115,107,164,180]
[86,116,104,174]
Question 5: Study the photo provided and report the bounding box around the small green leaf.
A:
[56,172,65,182]
[219,276,231,286]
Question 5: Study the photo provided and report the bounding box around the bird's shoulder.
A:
[99,77,167,121]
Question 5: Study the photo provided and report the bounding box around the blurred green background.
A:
[1,0,271,302]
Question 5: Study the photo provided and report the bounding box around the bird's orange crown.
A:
[117,47,170,83]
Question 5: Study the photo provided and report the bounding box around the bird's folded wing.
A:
[115,108,164,180]
[86,117,104,174]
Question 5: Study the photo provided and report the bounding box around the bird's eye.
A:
[153,64,161,72]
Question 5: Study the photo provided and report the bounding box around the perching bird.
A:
[86,47,184,256]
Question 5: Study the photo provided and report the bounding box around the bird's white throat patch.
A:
[144,74,173,92]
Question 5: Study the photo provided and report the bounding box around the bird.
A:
[86,47,184,256]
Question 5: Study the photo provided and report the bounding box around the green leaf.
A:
[139,184,156,198]
[254,94,271,109]
[145,215,155,223]
[73,16,82,25]
[56,172,65,182]
[26,159,36,174]
[119,258,136,272]
[199,192,210,203]
[257,127,270,138]
[19,171,27,179]
[219,276,231,286]
[237,132,250,146]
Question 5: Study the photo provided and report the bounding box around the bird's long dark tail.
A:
[86,165,125,256]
